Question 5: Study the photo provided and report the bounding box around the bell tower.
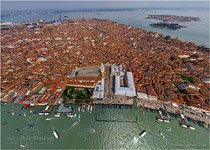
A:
[100,63,106,77]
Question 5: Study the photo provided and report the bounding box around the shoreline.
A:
[1,18,209,49]
[2,100,210,127]
[136,98,210,125]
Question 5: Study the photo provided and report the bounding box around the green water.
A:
[1,105,209,149]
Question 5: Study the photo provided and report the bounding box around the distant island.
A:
[146,15,201,22]
[150,22,186,30]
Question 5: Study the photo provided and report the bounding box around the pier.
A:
[95,115,138,123]
[137,98,210,125]
[38,105,54,115]
[156,109,170,123]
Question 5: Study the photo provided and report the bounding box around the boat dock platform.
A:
[179,114,195,130]
[95,115,138,123]
[95,104,133,109]
[156,109,170,123]
[38,105,54,116]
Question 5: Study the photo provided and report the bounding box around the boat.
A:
[29,110,33,113]
[180,114,185,119]
[44,105,50,111]
[15,129,20,132]
[82,106,85,112]
[203,123,209,129]
[24,103,30,107]
[54,112,61,117]
[166,127,171,132]
[66,112,75,118]
[181,124,188,128]
[90,105,93,113]
[159,132,165,139]
[139,130,147,138]
[46,118,52,121]
[86,105,89,111]
[38,112,44,116]
[157,118,163,122]
[88,105,91,112]
[53,130,59,139]
[189,126,195,130]
[1,102,7,106]
[12,112,15,116]
[78,106,81,112]
[163,119,170,123]
[23,113,26,117]
[44,112,50,116]
[20,144,25,148]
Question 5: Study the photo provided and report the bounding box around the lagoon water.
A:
[1,104,209,149]
[1,8,209,47]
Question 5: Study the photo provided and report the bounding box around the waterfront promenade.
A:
[137,98,210,125]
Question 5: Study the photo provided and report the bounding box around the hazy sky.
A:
[1,1,209,11]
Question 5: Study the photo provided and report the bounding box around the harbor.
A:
[1,104,209,149]
[137,98,210,127]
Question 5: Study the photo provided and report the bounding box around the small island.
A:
[146,15,201,22]
[150,22,186,30]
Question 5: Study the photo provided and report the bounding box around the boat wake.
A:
[67,122,78,131]
[46,118,53,121]
[133,136,138,144]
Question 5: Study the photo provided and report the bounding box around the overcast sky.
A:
[1,1,209,11]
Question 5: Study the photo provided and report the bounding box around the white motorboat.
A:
[163,119,170,123]
[82,106,85,112]
[139,130,147,138]
[157,118,163,122]
[180,114,185,119]
[181,124,188,128]
[90,106,93,113]
[38,112,44,116]
[53,130,59,139]
[189,126,195,130]
[12,112,15,116]
[78,106,81,112]
[46,118,53,121]
[23,113,26,117]
[158,111,163,115]
[67,113,74,118]
[54,112,61,117]
[44,112,50,116]
[20,144,25,148]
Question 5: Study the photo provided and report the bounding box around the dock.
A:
[156,109,170,123]
[179,114,195,130]
[95,115,138,123]
[38,105,54,115]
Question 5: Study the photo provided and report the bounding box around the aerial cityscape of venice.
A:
[1,1,209,149]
